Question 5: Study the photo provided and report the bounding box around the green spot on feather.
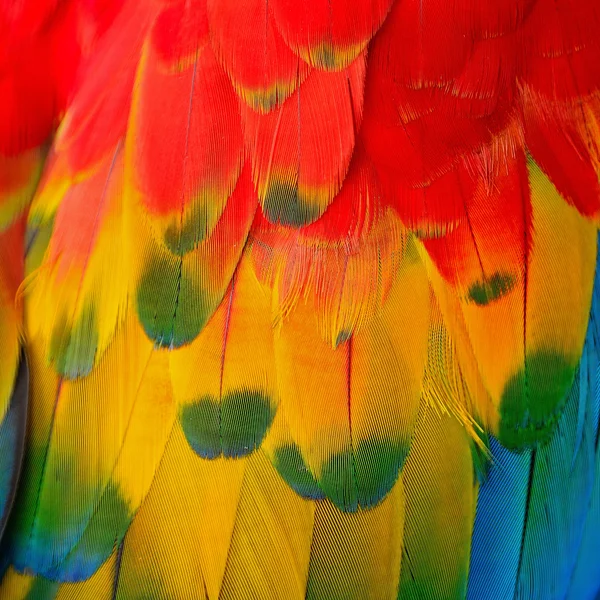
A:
[468,272,516,306]
[136,251,209,348]
[179,398,220,459]
[48,303,98,379]
[310,43,338,70]
[273,444,324,500]
[319,439,409,512]
[163,204,214,257]
[498,350,576,450]
[334,329,352,348]
[25,220,54,276]
[262,180,321,227]
[180,389,274,459]
[25,578,59,600]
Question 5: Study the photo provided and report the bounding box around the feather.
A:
[520,88,600,220]
[131,163,257,348]
[467,438,531,600]
[397,401,477,599]
[207,0,310,112]
[0,0,80,155]
[567,446,600,600]
[170,253,277,459]
[450,0,534,38]
[468,330,599,599]
[28,144,128,379]
[518,0,600,220]
[249,175,405,346]
[129,9,244,255]
[566,238,600,600]
[1,317,173,582]
[113,423,246,600]
[468,238,600,598]
[423,156,597,449]
[150,0,208,69]
[520,0,600,99]
[219,450,314,600]
[50,0,151,177]
[360,0,516,205]
[241,56,365,227]
[305,479,404,600]
[368,0,473,88]
[271,250,429,510]
[268,0,393,70]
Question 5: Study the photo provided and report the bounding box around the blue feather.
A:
[0,356,28,539]
[468,352,597,599]
[468,234,600,600]
[566,449,600,600]
[566,332,600,600]
[467,438,531,600]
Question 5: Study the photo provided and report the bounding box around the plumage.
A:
[1,316,161,581]
[28,144,128,379]
[269,249,429,511]
[268,0,393,70]
[1,0,600,598]
[423,157,597,449]
[170,254,277,459]
[468,251,600,599]
[242,56,366,227]
[0,356,27,538]
[130,15,244,253]
[397,403,477,600]
[206,0,310,112]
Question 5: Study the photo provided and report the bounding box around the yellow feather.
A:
[306,476,405,600]
[169,253,277,459]
[0,568,34,600]
[398,402,477,599]
[220,450,315,600]
[117,424,246,600]
[272,247,430,510]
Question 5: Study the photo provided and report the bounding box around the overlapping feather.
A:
[1,0,600,599]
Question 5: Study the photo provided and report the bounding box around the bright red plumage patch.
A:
[132,37,244,219]
[0,1,80,155]
[521,89,600,218]
[452,0,534,39]
[57,0,151,175]
[207,0,310,111]
[242,54,366,226]
[269,0,394,69]
[151,0,209,69]
[422,147,531,288]
[521,0,600,98]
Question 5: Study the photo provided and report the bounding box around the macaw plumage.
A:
[1,0,600,598]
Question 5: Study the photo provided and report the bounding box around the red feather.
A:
[207,0,310,111]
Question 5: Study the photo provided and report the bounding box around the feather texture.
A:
[468,258,600,599]
[271,250,429,511]
[170,254,277,460]
[0,355,27,538]
[1,0,600,598]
